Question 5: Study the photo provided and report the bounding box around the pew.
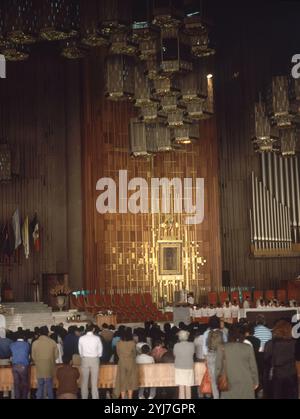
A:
[0,362,206,392]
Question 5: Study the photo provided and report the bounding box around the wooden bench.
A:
[0,362,206,391]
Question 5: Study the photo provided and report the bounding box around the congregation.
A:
[1,309,300,400]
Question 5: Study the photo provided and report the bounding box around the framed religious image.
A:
[158,241,183,276]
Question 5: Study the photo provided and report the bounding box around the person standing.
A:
[215,324,259,399]
[202,317,226,399]
[114,328,139,399]
[264,320,298,399]
[78,324,103,400]
[56,355,80,399]
[173,330,195,399]
[10,331,31,399]
[243,297,251,309]
[31,326,58,399]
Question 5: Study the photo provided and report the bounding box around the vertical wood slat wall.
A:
[81,51,222,301]
[0,47,78,301]
[215,2,300,291]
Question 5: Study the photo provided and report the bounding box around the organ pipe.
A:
[250,153,300,253]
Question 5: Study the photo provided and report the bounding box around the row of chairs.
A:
[208,289,288,306]
[70,292,168,323]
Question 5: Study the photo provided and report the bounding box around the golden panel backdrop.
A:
[82,51,222,303]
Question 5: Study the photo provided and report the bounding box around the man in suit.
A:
[32,326,58,399]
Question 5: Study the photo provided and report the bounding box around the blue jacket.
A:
[10,340,31,366]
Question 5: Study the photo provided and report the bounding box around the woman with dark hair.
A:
[264,320,298,399]
[114,327,138,399]
[215,324,259,399]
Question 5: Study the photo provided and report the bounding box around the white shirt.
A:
[216,307,224,318]
[231,305,240,319]
[188,296,195,305]
[202,307,209,317]
[208,307,216,317]
[79,332,103,358]
[223,307,232,318]
[136,354,155,364]
[243,301,250,309]
[194,308,202,318]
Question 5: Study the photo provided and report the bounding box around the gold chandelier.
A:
[252,76,300,155]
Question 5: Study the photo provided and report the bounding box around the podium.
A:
[173,306,191,326]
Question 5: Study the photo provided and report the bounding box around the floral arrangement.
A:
[50,284,72,297]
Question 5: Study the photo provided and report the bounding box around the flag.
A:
[30,213,40,252]
[12,209,22,250]
[22,216,29,259]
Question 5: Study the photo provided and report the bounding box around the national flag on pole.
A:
[30,213,41,252]
[12,209,22,250]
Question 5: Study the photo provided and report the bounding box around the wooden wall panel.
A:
[0,47,81,301]
[215,2,300,291]
[81,51,222,302]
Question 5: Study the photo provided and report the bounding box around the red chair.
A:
[208,292,218,305]
[276,289,287,304]
[143,293,154,306]
[242,291,251,300]
[220,292,229,304]
[253,291,263,304]
[132,294,143,307]
[103,294,112,307]
[265,290,275,301]
[231,291,239,303]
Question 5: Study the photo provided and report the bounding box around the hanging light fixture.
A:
[134,63,157,107]
[280,127,298,157]
[5,0,37,45]
[252,98,279,153]
[138,102,167,124]
[109,30,137,56]
[80,0,108,47]
[152,75,181,97]
[100,0,133,36]
[39,0,79,41]
[289,78,300,121]
[184,0,215,59]
[129,118,151,157]
[152,0,183,28]
[105,54,135,101]
[266,76,295,128]
[171,120,200,145]
[1,41,29,61]
[160,22,193,75]
[151,123,174,152]
[61,39,85,59]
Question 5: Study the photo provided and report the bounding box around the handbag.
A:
[217,347,229,392]
[200,363,212,395]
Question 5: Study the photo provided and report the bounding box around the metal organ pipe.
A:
[268,153,273,196]
[290,157,297,243]
[295,156,300,242]
[255,176,261,248]
[259,182,265,247]
[274,154,279,202]
[279,156,285,206]
[251,172,258,248]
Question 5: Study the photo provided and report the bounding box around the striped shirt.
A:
[254,325,272,351]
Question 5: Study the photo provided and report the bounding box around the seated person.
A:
[136,345,156,400]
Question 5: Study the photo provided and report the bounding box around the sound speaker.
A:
[222,270,230,288]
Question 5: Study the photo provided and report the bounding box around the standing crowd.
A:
[0,311,300,399]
